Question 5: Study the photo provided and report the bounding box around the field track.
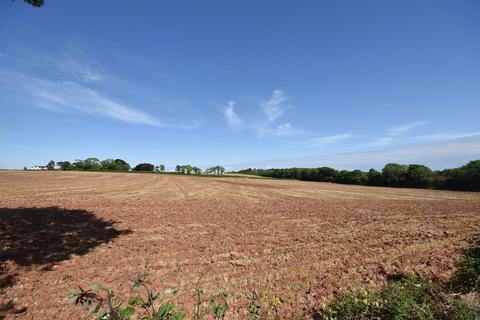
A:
[1,171,479,319]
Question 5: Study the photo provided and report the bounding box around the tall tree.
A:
[114,159,130,171]
[57,161,72,171]
[404,164,432,188]
[192,166,202,175]
[184,165,193,174]
[367,168,383,186]
[133,163,155,172]
[47,160,55,170]
[382,163,408,186]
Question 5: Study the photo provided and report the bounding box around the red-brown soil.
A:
[1,171,479,319]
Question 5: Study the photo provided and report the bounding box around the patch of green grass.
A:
[380,274,437,320]
[316,274,439,320]
[449,237,480,293]
[316,290,380,319]
[450,298,480,320]
[69,237,480,319]
[316,236,480,320]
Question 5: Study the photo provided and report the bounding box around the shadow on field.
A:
[0,206,131,318]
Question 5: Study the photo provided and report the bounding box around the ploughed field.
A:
[0,171,479,319]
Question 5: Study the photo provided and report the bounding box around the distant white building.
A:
[30,166,48,171]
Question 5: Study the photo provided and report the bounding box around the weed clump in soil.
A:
[69,239,480,319]
[315,237,480,320]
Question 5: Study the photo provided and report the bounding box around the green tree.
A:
[47,160,55,170]
[350,170,368,185]
[159,164,166,172]
[192,166,202,175]
[133,163,154,172]
[445,160,480,191]
[367,168,383,186]
[382,163,408,186]
[73,159,85,170]
[184,165,193,174]
[114,159,130,171]
[24,0,44,7]
[85,158,100,170]
[316,167,337,182]
[57,161,72,171]
[209,165,225,175]
[175,165,181,173]
[100,159,117,171]
[404,164,432,188]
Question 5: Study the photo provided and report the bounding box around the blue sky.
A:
[1,1,479,170]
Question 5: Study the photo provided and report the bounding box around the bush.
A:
[450,298,480,320]
[69,273,185,320]
[316,274,438,320]
[70,272,229,320]
[133,163,155,172]
[317,238,480,320]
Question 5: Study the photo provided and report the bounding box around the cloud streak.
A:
[261,90,288,122]
[224,89,303,138]
[258,122,303,137]
[223,101,244,131]
[362,121,427,147]
[58,55,105,82]
[306,133,351,148]
[230,140,480,171]
[367,137,393,146]
[2,71,162,126]
[256,90,301,137]
[388,121,427,135]
[419,131,480,141]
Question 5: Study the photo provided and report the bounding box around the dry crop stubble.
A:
[0,171,479,319]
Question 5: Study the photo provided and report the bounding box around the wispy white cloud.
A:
[361,121,426,147]
[224,89,304,138]
[306,133,351,148]
[261,90,288,122]
[368,137,393,146]
[388,121,427,135]
[258,122,303,137]
[59,55,105,82]
[223,101,244,131]
[256,90,305,137]
[2,71,162,126]
[419,131,480,141]
[274,123,296,136]
[230,140,480,171]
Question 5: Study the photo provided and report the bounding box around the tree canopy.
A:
[24,0,44,7]
[47,160,55,170]
[133,163,155,172]
[237,160,480,191]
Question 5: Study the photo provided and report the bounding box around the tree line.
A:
[35,158,226,175]
[55,158,132,171]
[237,160,480,191]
